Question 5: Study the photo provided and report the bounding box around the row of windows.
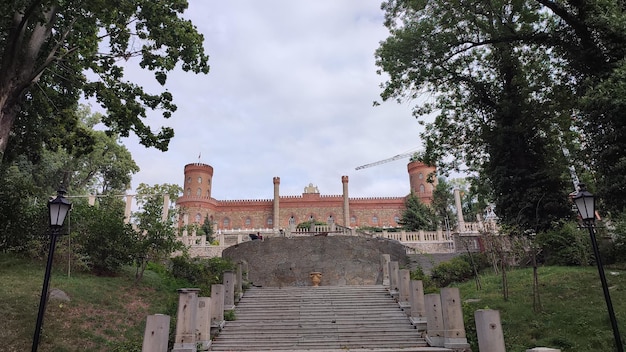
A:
[186,188,211,197]
[191,213,401,227]
[186,176,211,185]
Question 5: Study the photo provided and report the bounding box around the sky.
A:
[117,1,430,201]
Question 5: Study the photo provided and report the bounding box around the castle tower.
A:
[183,163,214,198]
[407,161,437,205]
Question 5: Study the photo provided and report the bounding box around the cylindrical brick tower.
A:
[182,163,214,198]
[407,161,437,205]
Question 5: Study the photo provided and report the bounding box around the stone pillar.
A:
[218,232,225,246]
[273,177,280,231]
[162,193,170,222]
[424,293,445,347]
[172,288,200,352]
[196,297,212,350]
[454,189,465,232]
[223,271,235,310]
[142,314,170,352]
[440,287,470,349]
[210,284,225,328]
[342,176,350,227]
[389,261,400,298]
[381,254,391,287]
[409,280,427,330]
[398,269,411,309]
[475,309,505,352]
[124,195,133,224]
[236,262,243,300]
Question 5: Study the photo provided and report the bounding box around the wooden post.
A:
[440,287,470,349]
[196,297,212,351]
[409,280,427,331]
[475,309,506,352]
[424,293,445,347]
[172,288,200,352]
[142,314,170,352]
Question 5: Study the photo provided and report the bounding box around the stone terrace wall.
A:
[222,236,409,287]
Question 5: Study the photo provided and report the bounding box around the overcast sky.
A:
[117,1,430,200]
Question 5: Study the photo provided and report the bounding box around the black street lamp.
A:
[572,183,623,352]
[32,187,72,352]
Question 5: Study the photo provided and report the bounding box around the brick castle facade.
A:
[176,161,436,231]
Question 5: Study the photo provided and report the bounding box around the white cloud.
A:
[120,1,427,200]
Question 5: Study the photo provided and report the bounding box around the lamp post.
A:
[572,183,623,352]
[32,187,72,352]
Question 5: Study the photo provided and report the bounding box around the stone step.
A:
[209,285,451,351]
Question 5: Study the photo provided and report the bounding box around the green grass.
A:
[0,253,183,352]
[3,253,626,352]
[456,265,626,352]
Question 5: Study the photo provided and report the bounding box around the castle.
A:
[175,161,437,232]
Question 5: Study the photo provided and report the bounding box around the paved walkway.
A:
[209,285,452,351]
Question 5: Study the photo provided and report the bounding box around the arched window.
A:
[245,217,251,227]
[419,184,425,193]
[289,216,296,225]
[267,218,273,226]
[223,218,230,227]
[195,213,201,223]
[327,215,334,224]
[206,190,210,197]
[186,188,191,196]
[186,176,191,183]
[350,216,357,224]
[196,188,202,196]
[372,216,379,225]
[418,173,424,179]
[197,177,202,184]
[394,215,400,224]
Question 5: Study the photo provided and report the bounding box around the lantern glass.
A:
[48,189,72,227]
[573,184,595,222]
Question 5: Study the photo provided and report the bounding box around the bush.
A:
[410,265,437,293]
[536,222,591,266]
[169,256,235,296]
[430,256,473,287]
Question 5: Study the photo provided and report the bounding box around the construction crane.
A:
[355,151,417,170]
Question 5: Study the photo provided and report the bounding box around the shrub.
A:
[536,222,591,266]
[409,265,437,293]
[430,256,473,287]
[169,256,235,296]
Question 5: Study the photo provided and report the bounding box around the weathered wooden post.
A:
[142,314,170,352]
[440,287,470,350]
[172,288,200,352]
[409,280,427,331]
[475,309,505,352]
[196,297,212,351]
[210,284,225,330]
[381,254,391,287]
[424,293,445,347]
[389,261,400,298]
[398,269,411,310]
[223,271,236,310]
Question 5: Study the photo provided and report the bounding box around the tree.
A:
[430,177,456,231]
[199,215,214,243]
[376,0,573,231]
[399,193,436,231]
[132,183,183,282]
[0,1,210,160]
[71,196,135,275]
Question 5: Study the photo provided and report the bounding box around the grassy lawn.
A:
[456,265,626,352]
[0,253,180,352]
[2,252,626,352]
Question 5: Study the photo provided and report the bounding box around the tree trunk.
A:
[0,92,20,159]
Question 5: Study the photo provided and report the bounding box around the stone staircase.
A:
[209,285,452,351]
